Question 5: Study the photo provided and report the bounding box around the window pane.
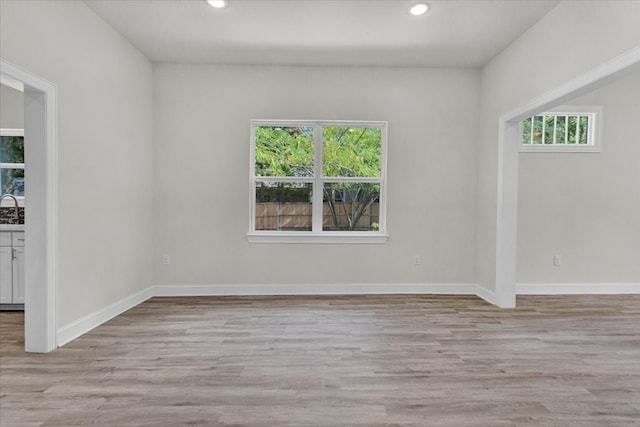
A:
[567,116,577,144]
[322,182,380,231]
[0,136,24,164]
[556,116,566,144]
[323,127,381,177]
[255,182,312,231]
[544,115,555,144]
[579,116,589,144]
[0,168,24,196]
[522,118,532,144]
[255,126,314,177]
[532,116,543,144]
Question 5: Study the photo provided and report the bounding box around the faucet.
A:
[0,194,20,224]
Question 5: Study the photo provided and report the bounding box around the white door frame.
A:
[1,58,58,352]
[495,46,640,308]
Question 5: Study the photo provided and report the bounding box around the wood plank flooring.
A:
[1,295,640,426]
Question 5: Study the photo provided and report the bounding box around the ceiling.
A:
[84,0,560,68]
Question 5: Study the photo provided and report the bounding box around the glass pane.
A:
[0,168,24,196]
[255,182,312,231]
[579,116,589,144]
[0,136,24,163]
[556,116,566,144]
[255,126,314,177]
[322,182,380,231]
[567,116,577,144]
[522,118,532,144]
[323,127,381,177]
[532,116,543,144]
[544,115,555,144]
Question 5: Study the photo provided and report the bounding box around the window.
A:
[520,106,602,152]
[0,129,25,206]
[249,120,387,243]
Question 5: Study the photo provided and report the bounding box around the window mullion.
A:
[312,126,324,232]
[322,177,381,183]
[254,176,313,183]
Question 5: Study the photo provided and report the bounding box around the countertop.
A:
[0,224,25,231]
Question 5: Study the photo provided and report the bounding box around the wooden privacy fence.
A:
[256,202,379,231]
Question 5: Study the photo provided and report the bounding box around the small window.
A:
[249,120,387,244]
[520,106,602,152]
[0,129,25,205]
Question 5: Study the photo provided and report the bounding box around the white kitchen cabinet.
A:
[12,245,25,304]
[0,231,25,306]
[0,246,12,304]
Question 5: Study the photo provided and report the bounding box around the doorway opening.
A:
[494,47,640,308]
[1,58,58,353]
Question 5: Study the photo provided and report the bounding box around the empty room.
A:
[0,0,639,425]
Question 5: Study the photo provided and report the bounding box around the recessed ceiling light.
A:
[409,3,429,16]
[207,0,228,8]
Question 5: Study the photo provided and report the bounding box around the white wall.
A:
[517,71,640,283]
[153,65,480,287]
[0,1,154,327]
[0,84,23,129]
[477,1,640,291]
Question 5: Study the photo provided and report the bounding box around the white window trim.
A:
[519,106,603,153]
[0,128,25,207]
[248,119,388,244]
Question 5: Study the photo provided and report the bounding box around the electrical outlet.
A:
[553,255,561,266]
[162,255,171,265]
[413,255,421,265]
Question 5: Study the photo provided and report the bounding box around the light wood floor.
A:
[1,295,639,426]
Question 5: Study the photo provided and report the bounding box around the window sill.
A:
[247,232,389,244]
[520,144,601,153]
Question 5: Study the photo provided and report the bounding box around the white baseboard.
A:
[474,285,498,306]
[56,286,154,347]
[151,283,480,297]
[517,282,640,295]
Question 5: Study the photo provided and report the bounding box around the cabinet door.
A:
[12,232,25,247]
[0,247,12,304]
[0,232,11,247]
[12,246,25,304]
